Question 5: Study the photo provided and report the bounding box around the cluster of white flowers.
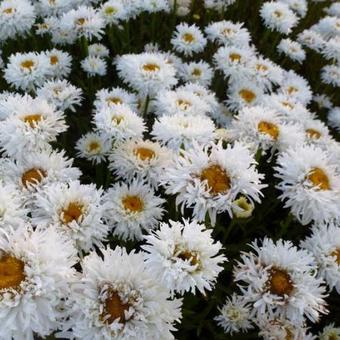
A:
[0,0,339,339]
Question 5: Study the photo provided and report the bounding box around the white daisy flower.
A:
[301,223,340,293]
[168,0,191,16]
[99,0,128,25]
[325,3,340,17]
[205,20,251,47]
[277,38,306,63]
[36,79,83,112]
[35,0,77,16]
[303,119,332,146]
[103,179,165,241]
[75,132,112,164]
[0,181,28,230]
[0,95,67,157]
[297,29,325,52]
[32,180,108,253]
[321,64,340,87]
[275,144,340,225]
[313,94,333,110]
[280,0,307,17]
[162,141,265,225]
[142,219,226,295]
[171,23,207,57]
[322,36,340,63]
[88,43,110,58]
[230,105,305,153]
[0,0,35,42]
[116,52,177,96]
[0,225,77,340]
[93,87,138,113]
[234,237,328,326]
[152,112,216,152]
[60,246,182,340]
[215,294,253,335]
[45,16,78,46]
[43,48,72,79]
[154,88,211,117]
[328,107,340,132]
[319,323,340,340]
[4,52,51,91]
[178,61,213,87]
[109,139,173,188]
[81,56,107,77]
[93,103,146,141]
[260,1,299,35]
[1,149,81,195]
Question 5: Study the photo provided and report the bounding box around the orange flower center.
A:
[122,195,144,212]
[102,290,130,324]
[268,268,294,297]
[239,89,256,103]
[134,147,155,161]
[330,249,340,265]
[142,63,160,72]
[61,202,85,224]
[20,59,35,70]
[23,114,43,128]
[306,128,321,139]
[0,255,25,291]
[177,250,200,266]
[307,167,330,191]
[200,164,231,194]
[3,7,14,14]
[229,53,241,62]
[87,141,101,153]
[22,168,47,188]
[50,55,59,65]
[258,121,280,140]
[76,17,87,26]
[182,33,195,43]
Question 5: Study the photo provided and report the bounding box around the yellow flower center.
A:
[268,268,294,297]
[182,33,195,43]
[76,17,87,26]
[239,89,256,103]
[61,202,85,224]
[106,97,123,105]
[222,28,234,36]
[86,141,101,153]
[0,254,25,291]
[104,6,117,15]
[50,55,59,65]
[176,99,192,110]
[191,68,202,77]
[258,121,280,140]
[307,167,330,191]
[200,164,231,194]
[142,63,160,72]
[134,147,155,161]
[22,114,43,128]
[229,53,241,62]
[3,7,14,14]
[20,59,35,70]
[306,128,321,139]
[274,10,283,18]
[101,290,130,324]
[22,168,47,188]
[177,250,200,267]
[281,101,294,110]
[287,86,298,94]
[122,195,144,212]
[112,115,124,125]
[330,249,340,265]
[256,64,268,72]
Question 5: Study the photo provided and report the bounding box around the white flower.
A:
[275,144,340,225]
[162,141,265,225]
[43,48,72,79]
[328,107,340,133]
[205,20,251,47]
[116,53,177,96]
[60,246,182,340]
[81,56,107,77]
[319,323,340,340]
[0,0,35,42]
[88,43,110,57]
[109,139,173,188]
[99,0,128,25]
[0,95,67,157]
[297,29,325,52]
[32,180,108,253]
[301,223,340,293]
[277,38,306,63]
[103,179,165,241]
[171,23,207,57]
[36,79,83,112]
[0,225,77,340]
[142,219,226,295]
[178,61,213,87]
[260,1,299,35]
[321,64,340,87]
[75,132,112,164]
[152,112,216,152]
[4,52,51,91]
[233,238,328,326]
[215,294,253,334]
[93,103,146,141]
